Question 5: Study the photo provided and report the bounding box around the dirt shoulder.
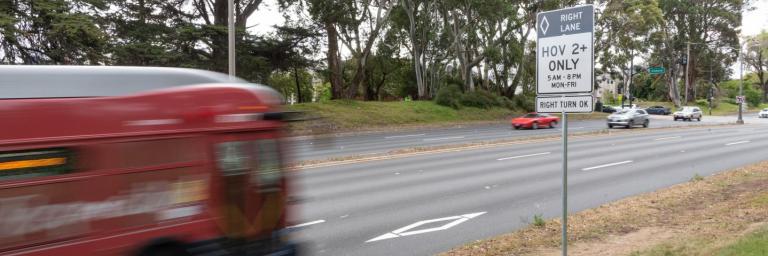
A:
[442,160,768,256]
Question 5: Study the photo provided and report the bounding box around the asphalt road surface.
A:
[287,114,750,163]
[288,119,768,256]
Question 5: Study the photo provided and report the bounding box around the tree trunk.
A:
[668,64,682,107]
[325,21,344,100]
[348,57,366,99]
[402,0,426,99]
[293,65,303,103]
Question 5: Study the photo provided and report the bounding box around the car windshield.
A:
[615,109,631,114]
[763,108,768,111]
[523,114,538,118]
[679,107,695,112]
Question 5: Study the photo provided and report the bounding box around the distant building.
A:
[596,73,618,101]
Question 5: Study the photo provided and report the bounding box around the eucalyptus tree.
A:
[743,32,768,101]
[595,0,663,102]
[657,0,742,104]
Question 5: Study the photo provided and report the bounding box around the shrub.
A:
[691,173,704,182]
[460,90,501,109]
[532,214,546,227]
[745,89,762,108]
[498,96,515,110]
[513,95,535,112]
[695,99,708,108]
[435,85,463,109]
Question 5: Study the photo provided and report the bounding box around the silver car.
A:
[607,109,650,129]
[759,108,768,118]
[673,106,702,121]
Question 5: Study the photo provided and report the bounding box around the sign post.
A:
[536,5,594,256]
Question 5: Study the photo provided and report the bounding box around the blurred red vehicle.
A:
[0,66,298,256]
[511,113,560,130]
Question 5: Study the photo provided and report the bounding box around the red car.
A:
[511,113,560,130]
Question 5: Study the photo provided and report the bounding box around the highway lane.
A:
[287,114,742,163]
[288,123,768,256]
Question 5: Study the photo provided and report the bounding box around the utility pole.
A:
[685,42,691,104]
[228,0,235,79]
[628,50,634,108]
[709,61,714,115]
[738,47,744,124]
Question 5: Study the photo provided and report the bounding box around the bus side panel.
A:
[0,167,217,255]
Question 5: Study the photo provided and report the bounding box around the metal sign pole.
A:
[561,109,568,256]
[227,0,235,79]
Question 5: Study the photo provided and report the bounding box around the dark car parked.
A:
[645,105,671,115]
[601,105,618,113]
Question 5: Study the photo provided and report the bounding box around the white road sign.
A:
[536,5,594,95]
[536,95,593,113]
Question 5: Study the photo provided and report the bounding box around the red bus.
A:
[0,66,298,255]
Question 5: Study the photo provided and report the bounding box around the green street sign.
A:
[649,66,665,74]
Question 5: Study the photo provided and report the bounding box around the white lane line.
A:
[497,152,551,161]
[423,136,465,141]
[287,219,325,229]
[725,140,750,146]
[557,127,584,131]
[385,134,426,139]
[581,160,633,171]
[366,212,486,243]
[654,136,682,141]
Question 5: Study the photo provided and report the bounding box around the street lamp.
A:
[738,46,744,124]
[228,0,235,79]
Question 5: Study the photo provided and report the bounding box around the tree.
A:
[664,0,742,104]
[743,31,768,101]
[187,0,265,72]
[107,0,203,67]
[596,0,663,104]
[0,0,108,64]
[397,0,431,99]
[337,0,395,99]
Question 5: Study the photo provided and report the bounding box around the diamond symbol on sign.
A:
[366,212,486,243]
[540,16,550,35]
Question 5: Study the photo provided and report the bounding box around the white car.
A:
[673,106,703,121]
[759,108,768,118]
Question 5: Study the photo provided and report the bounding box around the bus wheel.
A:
[137,240,191,256]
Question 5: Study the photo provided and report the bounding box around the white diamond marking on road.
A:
[540,16,550,35]
[365,212,486,243]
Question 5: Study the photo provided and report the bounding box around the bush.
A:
[498,96,515,110]
[513,95,535,112]
[460,90,501,109]
[695,99,709,108]
[532,214,546,227]
[746,89,762,108]
[435,85,463,109]
[690,173,704,182]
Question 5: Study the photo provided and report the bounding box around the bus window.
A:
[254,139,281,186]
[114,138,202,169]
[0,148,75,180]
[216,141,250,176]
